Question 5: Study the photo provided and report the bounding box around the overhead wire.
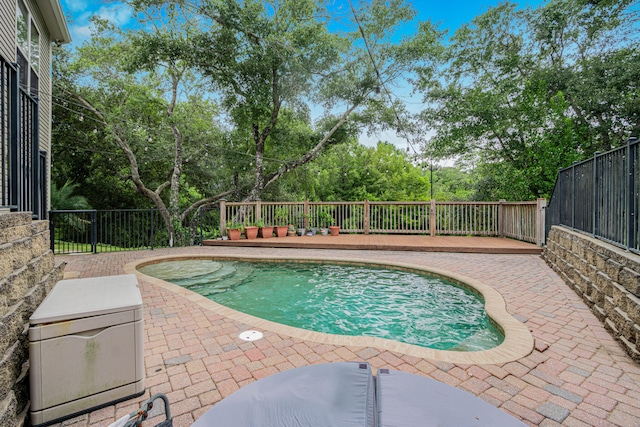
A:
[47,1,420,167]
[344,0,421,157]
[50,92,292,166]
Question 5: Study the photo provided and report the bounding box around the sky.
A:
[59,0,546,149]
[61,0,547,48]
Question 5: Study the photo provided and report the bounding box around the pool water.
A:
[139,260,504,351]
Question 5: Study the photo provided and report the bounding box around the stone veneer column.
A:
[0,212,65,426]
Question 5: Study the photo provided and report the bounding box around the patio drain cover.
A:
[239,330,263,341]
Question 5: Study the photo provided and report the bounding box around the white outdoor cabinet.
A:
[29,274,145,427]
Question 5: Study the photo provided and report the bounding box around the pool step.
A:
[175,263,240,287]
[179,263,255,297]
[450,329,502,352]
[198,265,255,296]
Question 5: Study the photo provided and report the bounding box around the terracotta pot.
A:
[259,226,274,238]
[228,229,242,241]
[329,226,340,236]
[275,225,288,238]
[245,226,259,239]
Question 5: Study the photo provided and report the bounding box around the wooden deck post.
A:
[255,200,262,222]
[430,200,436,237]
[498,199,506,237]
[364,200,370,235]
[536,198,546,246]
[303,200,309,229]
[220,199,227,236]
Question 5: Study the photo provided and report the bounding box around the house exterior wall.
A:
[0,0,14,60]
[1,0,55,213]
[27,0,53,212]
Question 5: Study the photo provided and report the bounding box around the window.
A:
[16,1,28,52]
[30,22,40,94]
[16,0,39,96]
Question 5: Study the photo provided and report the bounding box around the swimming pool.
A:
[138,259,504,351]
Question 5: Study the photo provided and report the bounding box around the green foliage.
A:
[125,0,428,202]
[414,0,639,200]
[50,0,639,206]
[226,220,244,231]
[273,207,289,225]
[317,209,335,228]
[305,141,431,201]
[50,180,91,210]
[52,15,232,246]
[48,181,94,248]
[429,167,475,201]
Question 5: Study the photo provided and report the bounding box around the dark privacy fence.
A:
[50,206,221,254]
[545,137,639,254]
[1,53,45,219]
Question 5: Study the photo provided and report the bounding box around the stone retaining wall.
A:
[0,212,64,426]
[543,226,640,362]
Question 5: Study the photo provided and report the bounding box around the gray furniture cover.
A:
[192,362,525,426]
[192,362,375,427]
[376,368,526,427]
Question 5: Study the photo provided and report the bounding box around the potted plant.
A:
[318,210,334,236]
[306,213,318,236]
[254,219,273,238]
[226,221,244,241]
[273,207,289,238]
[297,214,309,236]
[245,221,259,239]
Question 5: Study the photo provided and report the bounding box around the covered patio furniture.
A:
[191,362,526,427]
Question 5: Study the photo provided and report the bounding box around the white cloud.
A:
[64,2,135,48]
[65,23,91,48]
[62,0,88,13]
[94,3,134,27]
[72,24,92,39]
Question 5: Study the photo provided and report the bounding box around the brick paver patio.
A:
[53,246,640,427]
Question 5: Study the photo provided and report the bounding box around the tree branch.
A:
[263,101,360,188]
[74,94,169,212]
[181,189,235,221]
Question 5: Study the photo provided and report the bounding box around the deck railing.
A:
[221,199,546,245]
[50,200,544,254]
[50,208,219,254]
[545,137,639,254]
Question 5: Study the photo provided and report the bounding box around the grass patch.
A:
[53,240,149,254]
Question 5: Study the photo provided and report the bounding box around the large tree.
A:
[129,0,435,202]
[414,0,639,200]
[54,18,232,245]
[305,140,431,201]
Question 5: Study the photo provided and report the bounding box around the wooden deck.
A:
[203,234,542,254]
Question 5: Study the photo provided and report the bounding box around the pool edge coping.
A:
[124,254,534,365]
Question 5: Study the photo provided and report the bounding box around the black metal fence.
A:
[545,137,639,254]
[50,205,221,254]
[1,53,43,218]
